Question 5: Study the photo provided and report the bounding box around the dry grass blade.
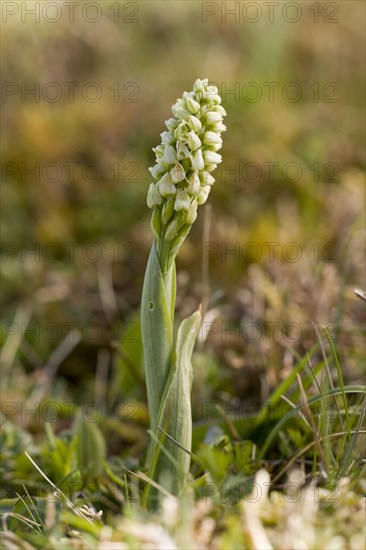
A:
[215,403,241,441]
[353,289,366,301]
[24,452,94,524]
[296,373,328,471]
[271,430,366,484]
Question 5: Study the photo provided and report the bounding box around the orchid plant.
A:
[141,78,226,507]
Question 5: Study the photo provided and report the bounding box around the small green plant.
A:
[141,78,226,506]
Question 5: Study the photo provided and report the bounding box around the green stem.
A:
[141,236,200,508]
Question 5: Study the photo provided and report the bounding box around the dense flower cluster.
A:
[147,79,226,239]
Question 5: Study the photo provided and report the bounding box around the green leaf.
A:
[141,244,175,434]
[145,308,201,505]
[159,309,202,484]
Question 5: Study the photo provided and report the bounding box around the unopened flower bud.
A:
[207,93,221,105]
[203,150,222,164]
[161,131,175,145]
[164,216,180,241]
[187,171,201,194]
[174,189,191,212]
[170,162,186,183]
[187,115,202,133]
[164,145,177,165]
[204,111,222,125]
[212,105,227,117]
[187,131,201,151]
[197,185,211,205]
[211,121,227,133]
[201,171,215,186]
[149,164,166,180]
[208,143,222,152]
[186,96,200,114]
[161,198,175,225]
[158,173,176,197]
[207,84,218,96]
[153,145,165,160]
[193,79,204,94]
[185,198,198,224]
[147,183,163,209]
[205,87,219,105]
[165,117,179,132]
[191,149,205,171]
[203,131,223,146]
[172,102,190,120]
[174,122,188,140]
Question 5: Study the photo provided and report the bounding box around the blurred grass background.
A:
[1,1,365,441]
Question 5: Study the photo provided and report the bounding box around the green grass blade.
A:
[323,326,351,440]
[254,343,319,427]
[258,385,366,460]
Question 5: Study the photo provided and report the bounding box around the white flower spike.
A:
[147,78,226,256]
